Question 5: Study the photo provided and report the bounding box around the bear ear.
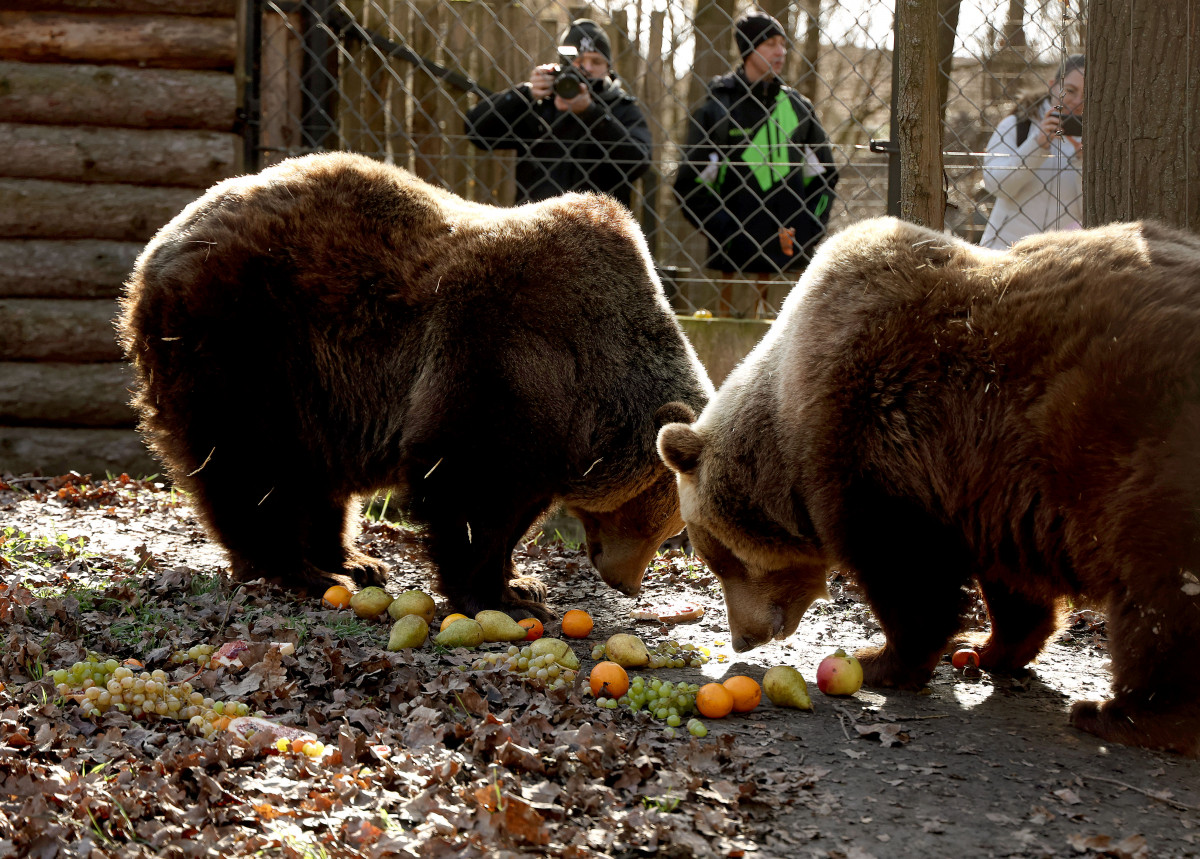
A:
[654,401,697,427]
[658,423,704,475]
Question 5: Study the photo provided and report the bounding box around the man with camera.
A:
[980,54,1086,249]
[465,19,651,208]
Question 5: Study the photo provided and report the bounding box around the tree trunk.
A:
[0,426,157,478]
[687,0,737,112]
[0,362,137,427]
[1086,0,1199,231]
[0,123,237,188]
[0,12,236,70]
[936,0,962,125]
[0,61,236,131]
[0,239,143,298]
[3,0,234,16]
[0,298,124,362]
[0,178,199,241]
[896,0,944,228]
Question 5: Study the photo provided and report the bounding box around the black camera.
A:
[552,46,589,99]
[1058,113,1084,137]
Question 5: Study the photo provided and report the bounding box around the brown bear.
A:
[658,216,1200,756]
[118,152,712,619]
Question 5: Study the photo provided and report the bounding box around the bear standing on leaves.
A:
[119,152,712,619]
[659,216,1200,756]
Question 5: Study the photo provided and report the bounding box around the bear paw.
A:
[509,575,548,603]
[1070,699,1200,756]
[856,645,935,691]
[343,549,389,587]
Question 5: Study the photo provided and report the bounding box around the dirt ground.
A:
[2,475,1199,858]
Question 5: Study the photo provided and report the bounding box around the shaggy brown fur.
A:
[119,152,712,619]
[659,217,1200,756]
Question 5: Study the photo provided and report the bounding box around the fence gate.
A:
[242,0,1085,319]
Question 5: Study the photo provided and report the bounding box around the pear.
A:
[387,615,429,651]
[529,637,580,670]
[434,618,484,649]
[762,666,814,711]
[604,633,650,668]
[475,610,530,642]
[350,586,394,620]
[387,589,436,624]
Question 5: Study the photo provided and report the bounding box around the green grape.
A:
[688,719,708,738]
[663,726,677,738]
[666,714,681,727]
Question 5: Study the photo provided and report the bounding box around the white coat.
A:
[979,99,1082,250]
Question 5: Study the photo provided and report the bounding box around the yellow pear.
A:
[434,618,484,649]
[475,610,530,642]
[350,586,394,620]
[529,637,580,670]
[762,666,814,710]
[387,589,436,624]
[604,633,650,668]
[386,615,429,651]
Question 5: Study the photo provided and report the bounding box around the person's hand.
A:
[529,64,556,100]
[554,84,592,114]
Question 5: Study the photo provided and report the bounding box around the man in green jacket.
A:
[675,10,838,311]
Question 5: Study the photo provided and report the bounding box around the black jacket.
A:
[674,71,838,273]
[465,76,651,207]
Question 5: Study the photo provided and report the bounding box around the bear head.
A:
[657,420,830,652]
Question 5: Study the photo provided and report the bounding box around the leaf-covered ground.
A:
[2,473,1199,858]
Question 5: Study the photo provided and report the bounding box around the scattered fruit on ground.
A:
[170,643,216,667]
[387,589,436,624]
[591,637,710,668]
[952,648,980,669]
[350,586,393,620]
[816,648,864,696]
[518,618,544,640]
[321,585,352,609]
[475,610,530,642]
[561,609,594,638]
[629,601,705,624]
[602,633,650,668]
[722,675,762,712]
[762,665,814,710]
[687,718,708,737]
[589,661,630,699]
[470,645,579,691]
[387,615,429,650]
[434,618,484,649]
[529,637,580,670]
[228,716,324,756]
[440,613,469,631]
[695,682,734,719]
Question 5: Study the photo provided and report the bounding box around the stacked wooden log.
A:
[0,0,239,477]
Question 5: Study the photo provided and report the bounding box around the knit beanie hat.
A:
[560,19,612,63]
[735,10,785,59]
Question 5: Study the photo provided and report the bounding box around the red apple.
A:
[816,648,864,696]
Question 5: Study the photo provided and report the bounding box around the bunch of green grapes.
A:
[169,643,216,667]
[588,638,710,669]
[470,645,579,691]
[51,652,253,737]
[595,675,708,737]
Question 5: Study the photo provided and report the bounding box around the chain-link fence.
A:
[244,0,1085,318]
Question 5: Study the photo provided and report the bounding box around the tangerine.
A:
[322,585,352,609]
[722,675,762,712]
[440,613,469,632]
[695,682,734,718]
[518,618,544,641]
[588,661,630,699]
[561,609,594,639]
[951,648,980,669]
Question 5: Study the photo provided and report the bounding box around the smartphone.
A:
[1059,113,1084,137]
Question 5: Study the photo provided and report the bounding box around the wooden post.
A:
[895,0,944,229]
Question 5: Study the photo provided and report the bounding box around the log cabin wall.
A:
[0,0,240,477]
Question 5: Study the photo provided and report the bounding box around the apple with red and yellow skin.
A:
[816,648,864,696]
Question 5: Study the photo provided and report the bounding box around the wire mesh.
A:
[250,0,1086,318]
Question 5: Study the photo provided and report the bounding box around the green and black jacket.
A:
[674,70,838,274]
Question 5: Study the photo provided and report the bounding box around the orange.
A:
[322,585,352,609]
[561,609,594,639]
[951,648,980,669]
[440,613,469,632]
[695,682,734,719]
[588,661,630,699]
[518,618,544,641]
[722,676,762,712]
